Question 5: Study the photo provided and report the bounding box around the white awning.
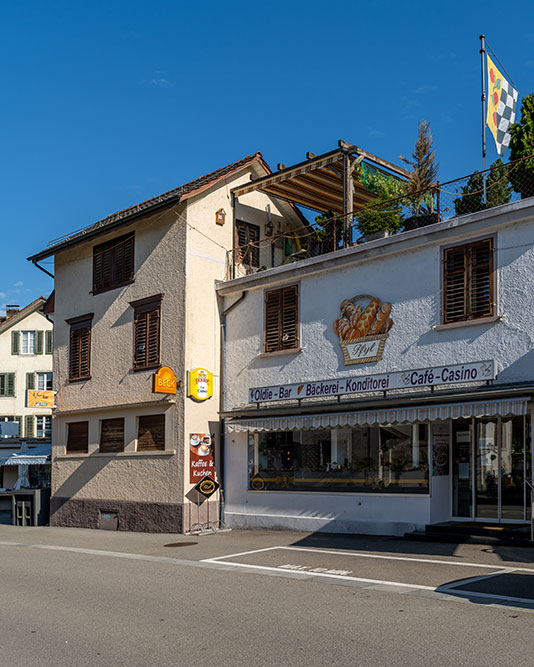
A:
[0,443,51,466]
[226,397,530,432]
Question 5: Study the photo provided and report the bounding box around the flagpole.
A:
[480,34,487,204]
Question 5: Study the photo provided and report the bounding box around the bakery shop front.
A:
[223,361,532,535]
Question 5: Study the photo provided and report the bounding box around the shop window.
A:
[443,238,494,323]
[67,314,93,382]
[131,295,162,370]
[93,232,135,294]
[100,418,125,453]
[36,416,52,438]
[236,221,260,268]
[67,421,89,454]
[248,424,429,494]
[264,285,299,353]
[137,414,165,451]
[0,373,15,397]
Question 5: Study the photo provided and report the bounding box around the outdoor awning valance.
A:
[226,397,530,432]
[0,443,51,466]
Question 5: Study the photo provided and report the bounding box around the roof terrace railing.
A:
[226,155,534,280]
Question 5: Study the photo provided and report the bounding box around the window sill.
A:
[257,346,305,359]
[433,315,502,331]
[68,376,92,383]
[132,364,160,373]
[57,449,175,459]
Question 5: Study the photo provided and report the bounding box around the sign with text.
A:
[189,433,216,484]
[188,368,213,401]
[26,390,55,408]
[249,360,496,404]
[194,476,220,499]
[153,366,177,394]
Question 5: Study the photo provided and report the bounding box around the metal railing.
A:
[226,155,534,280]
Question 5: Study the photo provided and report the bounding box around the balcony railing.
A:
[226,155,534,280]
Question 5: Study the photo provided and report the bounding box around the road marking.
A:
[203,545,534,573]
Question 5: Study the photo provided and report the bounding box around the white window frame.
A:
[21,331,36,355]
[36,415,51,439]
[36,372,53,391]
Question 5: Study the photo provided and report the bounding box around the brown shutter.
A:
[264,285,299,352]
[443,239,493,323]
[443,246,467,323]
[131,295,162,369]
[67,421,89,453]
[137,414,165,451]
[281,285,299,349]
[236,221,260,267]
[469,239,493,318]
[93,233,134,293]
[69,320,92,381]
[265,289,282,352]
[100,418,125,453]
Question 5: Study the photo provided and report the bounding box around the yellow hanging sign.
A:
[26,390,55,408]
[188,368,213,401]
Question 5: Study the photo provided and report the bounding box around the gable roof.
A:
[0,297,47,335]
[28,152,270,262]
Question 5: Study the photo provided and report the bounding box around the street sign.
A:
[194,476,219,499]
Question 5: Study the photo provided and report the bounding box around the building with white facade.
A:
[218,155,534,536]
[0,297,53,491]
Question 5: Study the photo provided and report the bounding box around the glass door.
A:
[501,417,528,520]
[452,420,472,518]
[474,419,498,520]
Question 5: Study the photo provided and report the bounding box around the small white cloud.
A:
[141,71,173,88]
[14,281,23,287]
[415,85,437,94]
[0,292,6,299]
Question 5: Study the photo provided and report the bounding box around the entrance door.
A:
[453,416,531,522]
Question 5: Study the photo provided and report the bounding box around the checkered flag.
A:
[487,55,519,156]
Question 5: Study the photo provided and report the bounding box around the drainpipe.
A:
[31,259,54,279]
[218,291,246,526]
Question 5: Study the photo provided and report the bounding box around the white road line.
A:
[204,560,437,590]
[204,545,534,573]
[202,546,280,562]
[278,546,534,572]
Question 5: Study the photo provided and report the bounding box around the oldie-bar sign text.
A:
[249,360,495,403]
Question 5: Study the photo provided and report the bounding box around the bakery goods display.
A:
[334,295,394,342]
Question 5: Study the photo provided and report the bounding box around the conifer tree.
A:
[509,93,534,198]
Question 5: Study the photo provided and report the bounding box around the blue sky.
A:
[1,0,532,311]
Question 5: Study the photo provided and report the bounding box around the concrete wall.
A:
[52,205,187,507]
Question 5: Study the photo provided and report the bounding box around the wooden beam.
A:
[306,152,317,159]
[338,139,409,178]
[277,163,288,170]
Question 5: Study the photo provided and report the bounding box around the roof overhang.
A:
[231,141,409,215]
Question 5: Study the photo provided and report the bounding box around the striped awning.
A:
[226,397,530,432]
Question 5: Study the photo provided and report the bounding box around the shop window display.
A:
[248,424,429,494]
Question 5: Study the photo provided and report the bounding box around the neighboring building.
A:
[218,154,534,536]
[28,153,305,532]
[0,297,53,490]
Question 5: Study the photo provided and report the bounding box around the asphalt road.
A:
[1,525,534,667]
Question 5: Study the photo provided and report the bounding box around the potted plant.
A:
[354,168,405,240]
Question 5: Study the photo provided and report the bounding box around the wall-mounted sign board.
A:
[188,368,213,401]
[249,360,496,404]
[153,366,178,394]
[26,390,55,408]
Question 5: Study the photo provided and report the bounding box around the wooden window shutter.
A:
[100,418,125,453]
[35,330,44,354]
[236,221,260,267]
[443,239,493,324]
[25,415,34,438]
[67,315,93,381]
[26,373,35,390]
[45,330,53,354]
[67,421,89,453]
[11,331,19,355]
[6,374,15,397]
[469,239,493,319]
[137,414,165,451]
[93,233,135,294]
[265,285,299,352]
[131,295,162,370]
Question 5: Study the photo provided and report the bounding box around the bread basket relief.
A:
[333,295,393,365]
